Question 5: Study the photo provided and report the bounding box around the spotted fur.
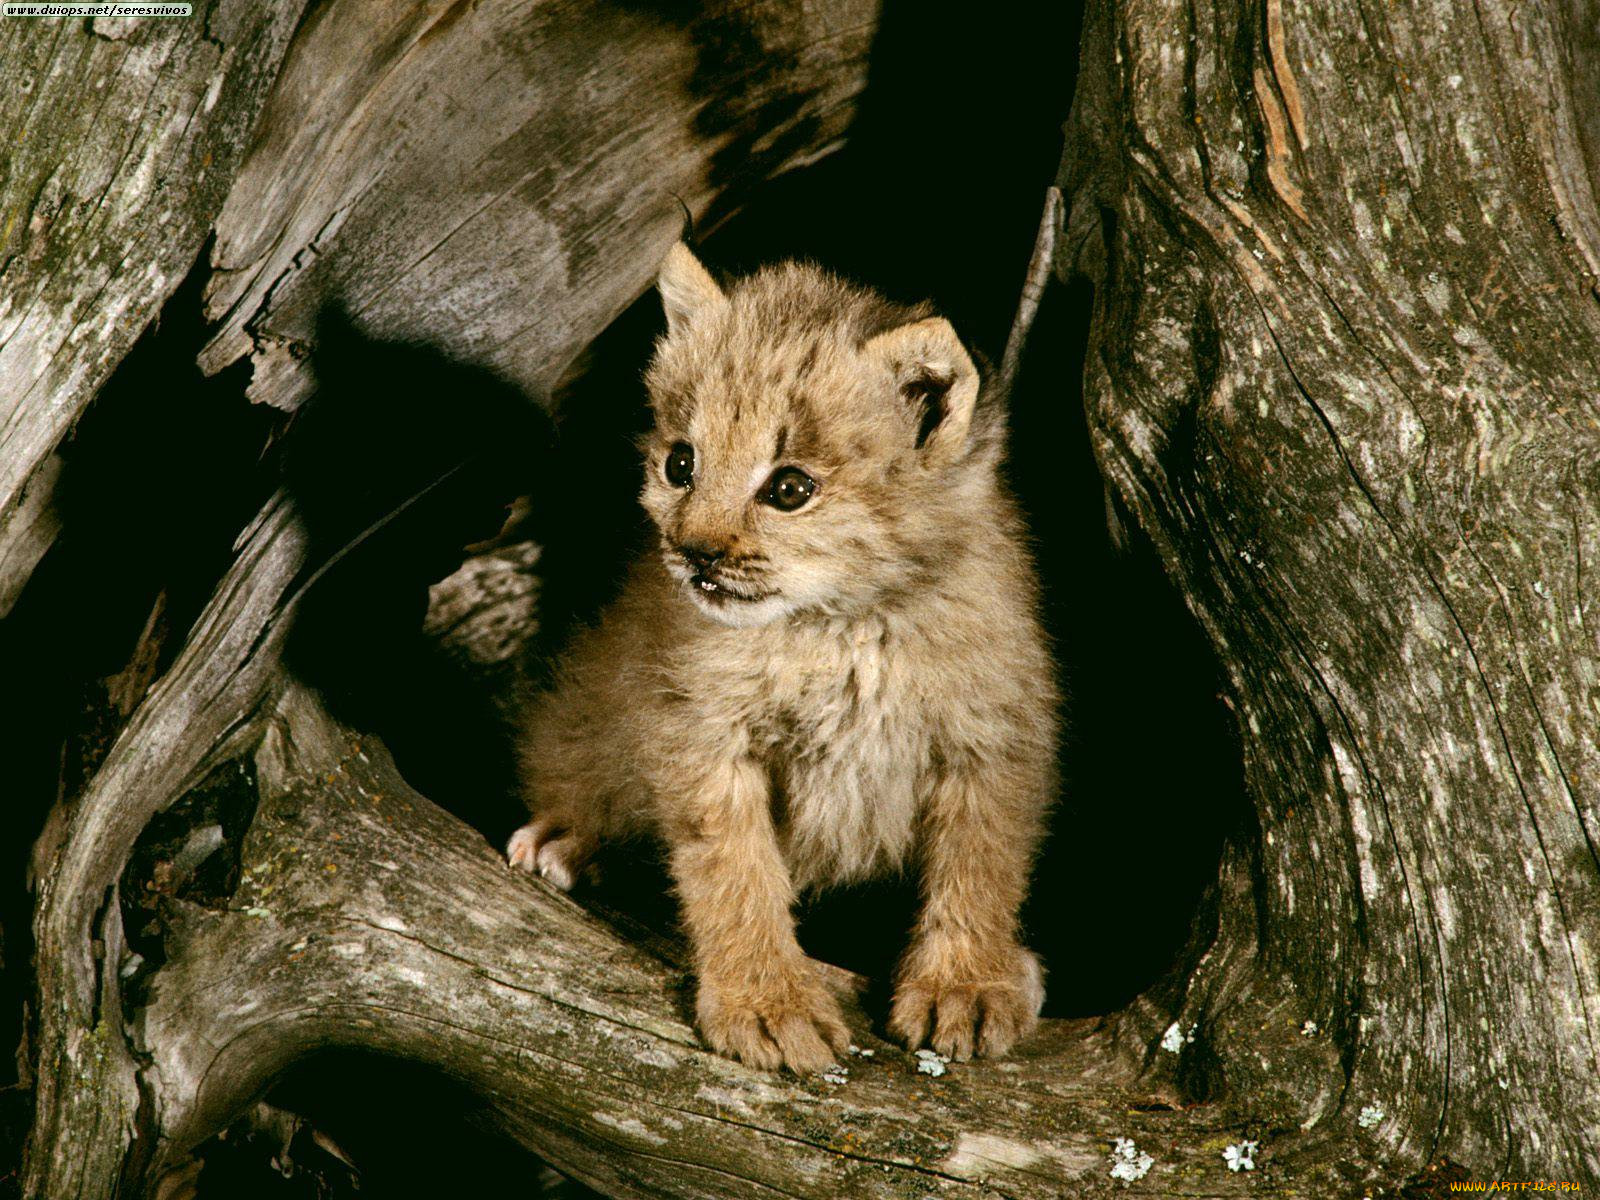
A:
[510,243,1059,1072]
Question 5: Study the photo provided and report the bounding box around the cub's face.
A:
[639,244,991,628]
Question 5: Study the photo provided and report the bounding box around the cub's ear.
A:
[863,317,980,465]
[658,242,725,336]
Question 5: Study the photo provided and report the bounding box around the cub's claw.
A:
[505,819,596,892]
[696,969,851,1074]
[889,944,1044,1061]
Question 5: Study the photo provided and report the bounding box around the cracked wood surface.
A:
[1065,0,1600,1183]
[138,681,1297,1200]
[196,0,882,410]
[0,0,308,616]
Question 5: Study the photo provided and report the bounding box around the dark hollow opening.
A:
[276,0,1242,1027]
[199,1053,575,1200]
[265,141,1245,1200]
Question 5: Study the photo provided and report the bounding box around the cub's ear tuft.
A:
[863,317,980,465]
[658,242,725,336]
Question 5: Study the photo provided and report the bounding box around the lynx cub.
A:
[508,243,1057,1072]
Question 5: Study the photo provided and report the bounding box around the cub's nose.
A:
[678,541,726,571]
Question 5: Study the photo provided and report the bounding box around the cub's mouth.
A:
[689,573,771,605]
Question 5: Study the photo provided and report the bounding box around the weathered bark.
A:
[1064,0,1600,1184]
[0,0,309,613]
[25,494,308,1198]
[195,0,880,409]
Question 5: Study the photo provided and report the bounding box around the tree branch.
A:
[137,680,1295,1200]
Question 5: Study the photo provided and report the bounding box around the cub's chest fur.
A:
[729,619,931,887]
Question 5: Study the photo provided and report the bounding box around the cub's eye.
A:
[664,442,695,488]
[764,466,816,512]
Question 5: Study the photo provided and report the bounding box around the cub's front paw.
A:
[889,942,1044,1061]
[505,816,596,892]
[696,968,851,1074]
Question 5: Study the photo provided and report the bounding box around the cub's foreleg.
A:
[664,755,849,1073]
[508,691,627,891]
[890,753,1048,1060]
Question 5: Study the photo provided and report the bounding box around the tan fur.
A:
[509,244,1058,1072]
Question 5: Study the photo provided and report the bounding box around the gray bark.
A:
[1064,0,1600,1184]
[0,0,308,615]
[195,0,878,408]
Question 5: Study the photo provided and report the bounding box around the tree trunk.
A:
[1064,0,1600,1184]
[6,0,1599,1196]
